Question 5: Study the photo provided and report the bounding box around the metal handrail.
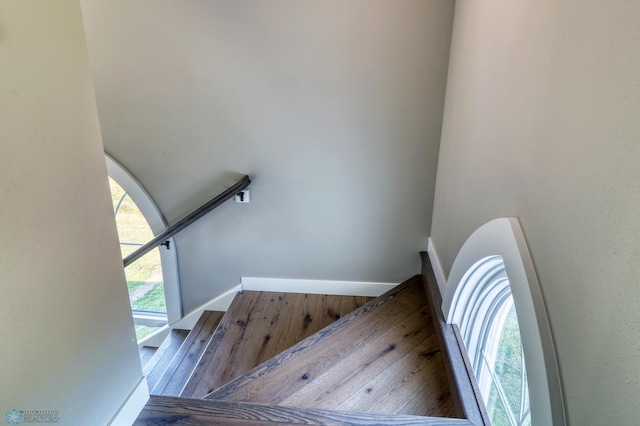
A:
[123,175,251,267]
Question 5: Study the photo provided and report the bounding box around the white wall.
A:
[81,0,455,312]
[431,1,640,424]
[0,1,144,424]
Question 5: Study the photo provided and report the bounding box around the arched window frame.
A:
[452,256,511,373]
[442,218,565,426]
[106,154,182,328]
[451,255,528,424]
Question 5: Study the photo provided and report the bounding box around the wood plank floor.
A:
[134,396,469,426]
[206,276,456,418]
[181,291,371,398]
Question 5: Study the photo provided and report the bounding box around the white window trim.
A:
[451,255,510,372]
[452,255,527,424]
[106,154,182,325]
[133,311,170,328]
[442,217,566,426]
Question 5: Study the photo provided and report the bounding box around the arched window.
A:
[442,218,565,426]
[450,256,530,425]
[106,155,181,343]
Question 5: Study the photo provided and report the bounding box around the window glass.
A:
[135,325,163,341]
[451,256,531,426]
[484,302,531,425]
[109,177,167,338]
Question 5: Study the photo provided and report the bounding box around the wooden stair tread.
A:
[205,275,456,418]
[139,346,158,369]
[134,395,469,425]
[151,311,225,396]
[279,305,439,412]
[181,290,371,398]
[144,329,190,392]
[335,331,447,414]
[204,276,423,402]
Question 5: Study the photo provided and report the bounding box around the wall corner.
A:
[428,238,448,295]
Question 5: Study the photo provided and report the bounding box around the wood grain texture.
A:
[180,289,257,397]
[179,290,256,397]
[134,258,488,425]
[205,277,426,403]
[134,395,472,425]
[205,276,455,418]
[420,252,490,425]
[279,305,435,409]
[151,311,225,396]
[335,333,451,415]
[144,329,190,392]
[182,290,372,398]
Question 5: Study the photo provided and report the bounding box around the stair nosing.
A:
[143,329,190,391]
[136,394,470,425]
[179,290,253,397]
[151,310,224,395]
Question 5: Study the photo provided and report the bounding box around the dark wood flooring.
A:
[135,395,468,425]
[206,276,456,418]
[182,291,371,398]
[143,329,190,392]
[152,311,225,396]
[136,274,460,424]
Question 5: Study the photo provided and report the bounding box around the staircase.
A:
[135,263,475,425]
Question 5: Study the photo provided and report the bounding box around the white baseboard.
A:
[170,285,242,330]
[241,277,398,297]
[137,277,396,348]
[109,377,149,426]
[428,238,447,296]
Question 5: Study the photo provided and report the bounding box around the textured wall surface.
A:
[0,1,143,423]
[82,0,455,312]
[431,1,640,424]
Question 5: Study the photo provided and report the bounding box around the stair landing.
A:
[136,274,460,424]
[182,291,372,397]
[206,276,456,418]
